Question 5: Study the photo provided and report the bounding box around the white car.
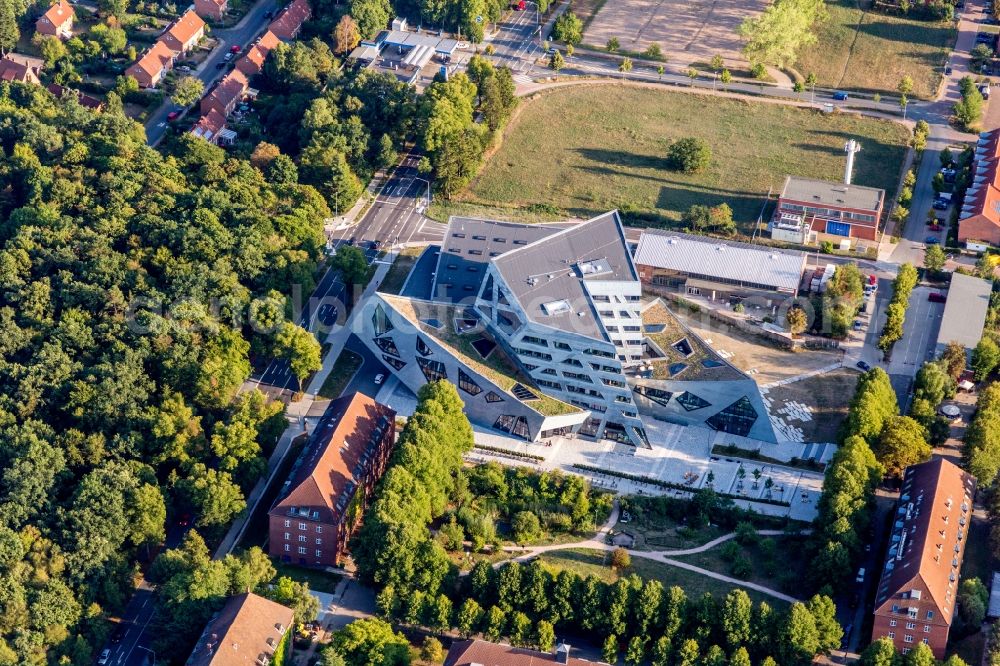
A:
[98,649,111,665]
[374,373,385,385]
[224,52,234,62]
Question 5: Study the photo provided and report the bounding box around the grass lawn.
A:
[794,0,955,99]
[317,349,363,399]
[540,548,787,606]
[441,85,909,229]
[381,246,424,295]
[671,534,809,597]
[271,559,341,594]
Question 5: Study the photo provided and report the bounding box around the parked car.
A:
[98,650,111,665]
[946,65,953,75]
[857,361,872,372]
[512,0,526,9]
[215,62,226,69]
[853,320,863,331]
[832,91,849,101]
[224,52,234,61]
[929,223,943,231]
[374,373,385,385]
[177,65,191,72]
[929,292,947,303]
[925,235,941,244]
[932,198,950,210]
[856,567,866,583]
[230,44,242,53]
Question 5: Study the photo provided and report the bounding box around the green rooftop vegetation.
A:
[381,296,582,417]
[642,301,744,381]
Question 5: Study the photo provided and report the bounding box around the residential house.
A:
[186,593,293,666]
[236,30,279,77]
[872,459,976,658]
[200,69,249,117]
[190,108,235,145]
[160,9,206,55]
[771,175,885,246]
[194,0,228,21]
[445,640,609,666]
[268,0,311,41]
[35,0,74,39]
[267,393,396,567]
[126,40,176,87]
[959,129,1000,248]
[0,54,43,84]
[47,83,103,110]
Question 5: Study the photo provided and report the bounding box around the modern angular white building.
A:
[359,212,776,447]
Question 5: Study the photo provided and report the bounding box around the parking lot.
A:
[886,286,945,409]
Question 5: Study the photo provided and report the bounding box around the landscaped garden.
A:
[432,84,910,230]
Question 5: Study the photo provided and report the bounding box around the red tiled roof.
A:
[161,9,206,51]
[270,393,394,525]
[874,458,976,625]
[0,54,42,84]
[201,68,249,115]
[445,640,609,666]
[236,30,279,75]
[268,0,310,39]
[47,83,103,109]
[186,593,294,666]
[126,40,175,81]
[960,129,1000,234]
[190,108,228,140]
[37,0,73,30]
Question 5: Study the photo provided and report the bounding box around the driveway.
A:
[144,0,281,144]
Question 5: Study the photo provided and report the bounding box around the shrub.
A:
[667,137,712,173]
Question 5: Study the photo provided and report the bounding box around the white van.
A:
[856,567,866,583]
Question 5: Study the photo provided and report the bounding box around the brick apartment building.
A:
[268,393,395,567]
[872,459,977,658]
[772,175,885,245]
[959,129,1000,248]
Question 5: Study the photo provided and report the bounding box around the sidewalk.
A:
[214,258,393,558]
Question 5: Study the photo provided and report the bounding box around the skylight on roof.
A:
[576,258,612,278]
[542,299,572,315]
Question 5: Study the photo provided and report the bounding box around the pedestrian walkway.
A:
[503,519,806,604]
[759,362,843,389]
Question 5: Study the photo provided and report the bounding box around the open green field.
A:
[439,85,909,229]
[795,0,955,99]
[539,548,788,606]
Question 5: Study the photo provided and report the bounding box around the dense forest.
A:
[0,82,328,664]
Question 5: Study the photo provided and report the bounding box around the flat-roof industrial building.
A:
[936,272,992,361]
[771,176,885,247]
[633,230,808,303]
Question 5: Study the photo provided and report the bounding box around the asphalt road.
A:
[144,0,281,145]
[331,153,447,248]
[489,2,543,74]
[341,333,389,398]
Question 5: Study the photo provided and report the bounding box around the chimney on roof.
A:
[844,139,862,184]
[556,642,571,664]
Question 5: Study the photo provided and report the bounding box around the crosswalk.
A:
[513,73,533,84]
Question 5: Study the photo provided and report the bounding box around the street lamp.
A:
[412,176,432,211]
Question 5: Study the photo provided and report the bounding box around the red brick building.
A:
[772,175,885,244]
[160,9,206,55]
[200,69,249,117]
[125,41,176,88]
[959,129,1000,248]
[194,0,228,21]
[268,0,311,41]
[35,0,74,39]
[268,393,395,567]
[236,30,279,77]
[872,459,977,658]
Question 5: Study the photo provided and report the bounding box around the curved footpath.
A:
[495,501,804,603]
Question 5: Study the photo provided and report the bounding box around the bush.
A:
[511,510,542,543]
[730,555,753,579]
[667,137,712,173]
[610,546,631,570]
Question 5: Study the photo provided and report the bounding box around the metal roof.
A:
[779,175,885,211]
[491,211,639,341]
[937,272,992,351]
[432,218,563,304]
[633,230,807,292]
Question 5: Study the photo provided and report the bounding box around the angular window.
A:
[483,274,495,299]
[374,336,400,357]
[676,391,711,411]
[511,383,539,401]
[562,357,583,368]
[372,303,393,337]
[416,336,433,356]
[554,341,571,351]
[494,414,530,440]
[498,290,510,306]
[705,396,759,437]
[603,422,630,444]
[536,379,562,390]
[458,368,482,396]
[485,391,504,403]
[382,355,406,371]
[417,357,447,382]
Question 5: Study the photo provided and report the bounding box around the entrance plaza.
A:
[380,374,823,522]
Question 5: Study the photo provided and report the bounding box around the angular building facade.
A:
[362,212,777,447]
